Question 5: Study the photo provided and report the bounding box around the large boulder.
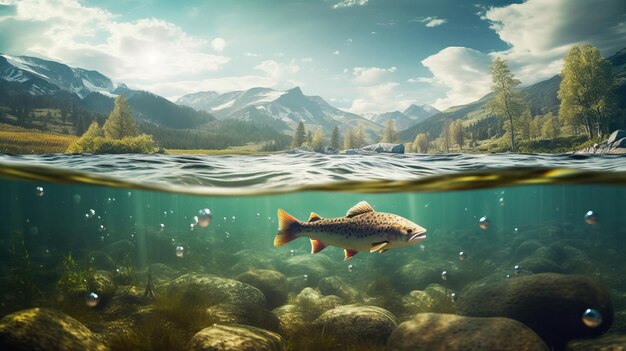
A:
[457,273,613,350]
[360,143,405,154]
[318,276,363,303]
[388,313,548,351]
[162,273,278,330]
[236,270,288,309]
[294,287,343,320]
[0,308,109,351]
[577,130,626,154]
[313,304,398,346]
[188,324,284,351]
[272,304,308,338]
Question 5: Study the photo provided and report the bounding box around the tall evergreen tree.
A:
[558,45,616,139]
[330,126,341,150]
[412,133,429,153]
[291,121,306,147]
[311,128,325,152]
[439,120,451,152]
[103,94,138,139]
[489,57,525,152]
[343,128,354,150]
[450,120,465,150]
[380,119,399,143]
[354,126,366,148]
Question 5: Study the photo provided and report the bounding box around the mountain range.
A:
[362,104,439,131]
[176,87,383,137]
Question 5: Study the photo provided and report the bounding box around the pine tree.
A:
[380,119,399,143]
[489,57,525,152]
[439,121,451,152]
[305,130,313,145]
[343,128,354,150]
[558,45,616,139]
[103,94,138,139]
[354,126,366,148]
[292,121,306,147]
[330,126,341,150]
[311,128,325,152]
[450,120,465,150]
[412,133,429,153]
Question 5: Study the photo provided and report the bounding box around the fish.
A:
[274,201,427,260]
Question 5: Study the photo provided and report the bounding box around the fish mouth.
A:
[409,231,427,242]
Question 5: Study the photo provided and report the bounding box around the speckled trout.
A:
[274,201,426,260]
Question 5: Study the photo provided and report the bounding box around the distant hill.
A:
[177,86,383,141]
[364,104,439,131]
[398,47,626,142]
[0,53,215,129]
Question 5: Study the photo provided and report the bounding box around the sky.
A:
[0,0,624,113]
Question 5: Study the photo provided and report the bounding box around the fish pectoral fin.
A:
[346,201,375,218]
[379,249,389,254]
[310,239,326,254]
[308,212,322,222]
[369,241,389,253]
[344,249,358,260]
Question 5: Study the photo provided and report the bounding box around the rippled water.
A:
[1,153,626,350]
[1,153,626,195]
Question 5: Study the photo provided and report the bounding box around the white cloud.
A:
[407,77,434,83]
[333,50,340,55]
[301,57,313,62]
[244,52,260,57]
[332,0,368,9]
[352,66,397,85]
[0,0,229,95]
[420,0,626,110]
[211,37,226,52]
[415,16,448,27]
[347,83,413,114]
[419,47,492,110]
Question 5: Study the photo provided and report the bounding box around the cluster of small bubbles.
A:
[193,216,199,225]
[197,209,212,228]
[450,292,458,302]
[303,274,308,281]
[441,271,448,281]
[35,186,44,197]
[98,224,106,232]
[289,249,295,256]
[479,216,490,230]
[585,210,599,225]
[458,251,467,261]
[231,216,236,223]
[190,223,196,231]
[420,244,426,252]
[513,265,522,275]
[348,264,353,272]
[73,194,81,204]
[85,209,96,219]
[29,226,39,236]
[225,232,230,239]
[582,308,603,328]
[499,197,506,206]
[106,197,116,204]
[175,246,184,257]
[85,292,100,307]
[159,223,165,232]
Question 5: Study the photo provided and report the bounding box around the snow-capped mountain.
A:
[364,104,440,131]
[0,53,118,98]
[177,87,382,136]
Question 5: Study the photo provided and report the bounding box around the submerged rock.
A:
[188,324,284,351]
[388,313,548,351]
[318,276,363,303]
[92,270,117,303]
[206,303,280,332]
[395,260,439,292]
[0,308,109,351]
[236,269,288,309]
[280,254,333,284]
[272,304,308,338]
[360,143,405,154]
[294,287,343,320]
[457,273,613,350]
[567,334,626,350]
[313,304,398,346]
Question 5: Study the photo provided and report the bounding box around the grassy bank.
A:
[0,124,77,154]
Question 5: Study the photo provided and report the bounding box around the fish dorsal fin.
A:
[308,212,322,222]
[369,241,389,253]
[346,201,374,218]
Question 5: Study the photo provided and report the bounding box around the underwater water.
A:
[1,153,626,350]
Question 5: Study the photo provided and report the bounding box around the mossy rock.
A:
[0,308,109,351]
[236,270,288,309]
[272,304,308,338]
[293,287,343,320]
[188,324,284,351]
[313,304,398,346]
[318,276,363,303]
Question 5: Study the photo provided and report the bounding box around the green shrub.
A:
[66,121,158,154]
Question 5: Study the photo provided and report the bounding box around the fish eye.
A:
[407,228,413,234]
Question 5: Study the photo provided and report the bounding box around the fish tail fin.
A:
[274,209,300,247]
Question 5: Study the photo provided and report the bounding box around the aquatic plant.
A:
[107,317,189,351]
[9,231,39,307]
[56,253,92,296]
